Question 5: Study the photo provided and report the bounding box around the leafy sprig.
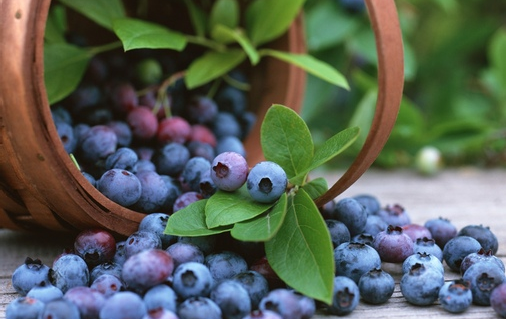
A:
[165,104,359,304]
[44,0,349,104]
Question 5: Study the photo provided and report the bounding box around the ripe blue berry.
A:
[401,223,432,242]
[247,161,287,204]
[26,282,63,303]
[460,248,505,276]
[97,169,142,207]
[210,152,249,192]
[121,249,174,293]
[105,147,138,171]
[438,279,473,313]
[363,214,388,236]
[172,261,214,299]
[332,197,367,236]
[462,261,506,306]
[377,204,411,227]
[402,252,444,275]
[413,237,443,262]
[424,217,457,249]
[443,235,482,272]
[39,298,81,319]
[358,268,395,304]
[133,170,171,213]
[64,286,107,319]
[232,270,270,310]
[242,310,282,319]
[139,213,176,249]
[51,253,90,293]
[5,296,45,319]
[154,143,190,177]
[165,242,205,269]
[325,219,351,248]
[204,251,248,284]
[259,288,305,319]
[216,136,246,157]
[177,296,222,319]
[457,224,499,255]
[143,284,178,313]
[333,242,381,283]
[328,276,360,316]
[181,156,212,192]
[400,263,444,306]
[353,194,381,215]
[90,262,123,285]
[11,257,51,296]
[99,291,147,319]
[490,282,506,317]
[125,230,162,258]
[373,225,414,263]
[90,274,125,298]
[210,280,251,319]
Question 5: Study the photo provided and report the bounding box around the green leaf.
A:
[164,199,232,237]
[260,50,349,89]
[261,105,314,185]
[113,18,187,52]
[349,89,377,147]
[245,0,304,46]
[44,43,92,104]
[489,28,506,89]
[184,0,207,37]
[265,189,334,304]
[205,186,273,229]
[308,126,360,170]
[45,5,67,43]
[185,49,246,89]
[58,0,125,30]
[300,178,328,200]
[209,0,239,34]
[230,193,287,242]
[211,25,260,64]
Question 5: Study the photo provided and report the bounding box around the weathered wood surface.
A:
[1,168,505,318]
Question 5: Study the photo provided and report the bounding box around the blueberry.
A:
[105,147,138,171]
[79,125,118,164]
[11,257,51,296]
[210,151,249,192]
[113,241,128,266]
[187,95,219,124]
[178,235,217,256]
[333,242,381,283]
[143,284,178,313]
[106,120,133,147]
[215,85,247,116]
[373,225,414,263]
[376,204,411,227]
[51,254,90,294]
[181,156,212,192]
[139,213,176,249]
[38,298,81,319]
[401,223,433,242]
[125,230,162,258]
[90,262,123,283]
[157,116,192,144]
[358,268,395,304]
[327,276,360,316]
[121,249,174,293]
[165,242,205,270]
[332,197,367,236]
[325,219,351,248]
[258,288,305,319]
[55,121,77,153]
[212,111,242,139]
[133,159,157,173]
[126,106,159,141]
[215,136,246,157]
[160,175,183,212]
[242,310,283,319]
[132,170,170,213]
[82,171,97,187]
[177,296,222,319]
[154,143,190,177]
[198,168,217,198]
[353,193,381,215]
[400,263,444,306]
[64,286,107,319]
[363,214,388,236]
[97,169,142,207]
[413,237,443,262]
[172,261,214,299]
[490,282,506,317]
[442,235,482,272]
[99,291,147,319]
[247,161,287,204]
[204,250,248,284]
[173,191,204,212]
[460,248,505,276]
[232,270,270,310]
[462,261,506,306]
[350,233,374,246]
[424,217,457,249]
[438,279,473,313]
[90,274,125,298]
[457,224,499,255]
[402,252,444,276]
[73,228,117,268]
[295,292,316,319]
[190,124,217,148]
[26,282,63,303]
[210,279,251,319]
[143,308,179,319]
[5,296,45,319]
[187,141,216,162]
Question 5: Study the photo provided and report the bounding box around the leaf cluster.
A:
[44,0,348,105]
[165,104,359,304]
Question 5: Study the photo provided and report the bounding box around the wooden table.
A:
[1,168,505,318]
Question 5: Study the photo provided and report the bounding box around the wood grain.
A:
[1,168,505,318]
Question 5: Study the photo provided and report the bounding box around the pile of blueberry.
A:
[7,192,506,319]
[51,43,257,214]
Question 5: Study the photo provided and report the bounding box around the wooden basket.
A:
[0,0,404,236]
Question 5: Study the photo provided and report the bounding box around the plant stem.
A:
[185,35,227,52]
[88,41,123,55]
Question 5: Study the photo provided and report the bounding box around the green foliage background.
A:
[302,0,506,169]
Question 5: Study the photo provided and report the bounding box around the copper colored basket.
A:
[0,0,403,236]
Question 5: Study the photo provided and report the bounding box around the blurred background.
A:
[301,0,506,172]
